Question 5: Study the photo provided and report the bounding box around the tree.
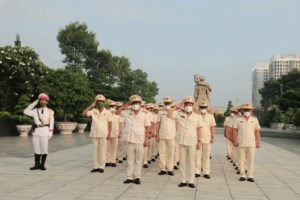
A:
[0,46,49,113]
[57,21,99,71]
[38,68,94,121]
[224,101,234,116]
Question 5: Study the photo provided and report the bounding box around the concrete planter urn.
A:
[270,123,285,129]
[77,123,87,134]
[55,122,78,134]
[285,124,294,130]
[16,125,32,137]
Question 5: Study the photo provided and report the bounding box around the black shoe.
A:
[167,171,174,176]
[174,166,179,170]
[91,168,99,173]
[134,178,141,184]
[30,154,41,170]
[227,157,231,160]
[230,160,233,163]
[210,156,212,159]
[178,182,187,187]
[247,178,255,182]
[239,177,246,181]
[235,167,238,170]
[158,171,166,175]
[155,155,158,159]
[143,164,148,168]
[40,154,47,171]
[118,160,123,163]
[148,160,151,164]
[99,168,104,173]
[111,163,116,167]
[233,163,236,166]
[188,183,195,188]
[195,174,201,178]
[236,170,240,174]
[123,157,127,161]
[203,174,210,179]
[123,179,133,184]
[151,158,156,162]
[105,163,111,167]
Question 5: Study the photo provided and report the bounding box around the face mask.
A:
[230,113,235,117]
[200,109,206,114]
[184,106,193,113]
[165,105,171,110]
[243,112,251,117]
[97,103,104,109]
[132,104,140,111]
[110,107,116,112]
[39,101,47,107]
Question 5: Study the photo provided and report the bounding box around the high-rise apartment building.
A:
[252,64,269,108]
[252,54,300,108]
[269,54,300,80]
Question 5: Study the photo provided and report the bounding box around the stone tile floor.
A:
[0,128,299,200]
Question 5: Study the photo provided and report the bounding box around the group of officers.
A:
[24,93,261,189]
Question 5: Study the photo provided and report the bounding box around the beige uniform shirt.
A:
[87,108,112,138]
[172,111,203,147]
[200,113,216,144]
[121,109,151,144]
[233,116,260,147]
[111,113,121,138]
[157,110,176,139]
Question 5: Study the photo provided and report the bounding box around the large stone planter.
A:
[270,123,285,129]
[77,123,87,134]
[55,122,78,135]
[16,125,32,137]
[285,124,294,130]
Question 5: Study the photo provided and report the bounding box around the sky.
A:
[1,0,300,107]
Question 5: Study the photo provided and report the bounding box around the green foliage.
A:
[224,101,233,117]
[57,21,99,71]
[0,111,11,119]
[14,94,31,115]
[10,115,33,125]
[38,68,94,121]
[294,109,300,126]
[0,46,49,113]
[214,113,225,127]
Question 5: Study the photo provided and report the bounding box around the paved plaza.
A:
[0,128,299,200]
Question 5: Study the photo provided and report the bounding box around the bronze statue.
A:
[194,74,211,108]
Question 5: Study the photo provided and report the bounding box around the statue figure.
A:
[194,74,212,107]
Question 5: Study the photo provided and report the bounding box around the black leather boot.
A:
[40,154,47,170]
[30,154,41,170]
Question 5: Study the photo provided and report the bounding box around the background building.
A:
[252,64,269,108]
[269,54,300,80]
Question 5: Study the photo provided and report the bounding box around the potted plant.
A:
[11,115,33,136]
[75,117,91,133]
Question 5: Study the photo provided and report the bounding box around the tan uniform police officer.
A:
[82,95,112,173]
[121,95,150,185]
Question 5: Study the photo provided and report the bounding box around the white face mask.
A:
[230,113,235,117]
[184,106,193,113]
[131,104,140,111]
[200,109,206,114]
[110,107,116,112]
[164,105,171,110]
[243,112,251,117]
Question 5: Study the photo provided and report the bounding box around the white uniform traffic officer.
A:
[24,93,54,171]
[195,101,216,179]
[233,103,261,182]
[156,97,177,176]
[82,95,112,173]
[168,96,203,188]
[121,95,151,185]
